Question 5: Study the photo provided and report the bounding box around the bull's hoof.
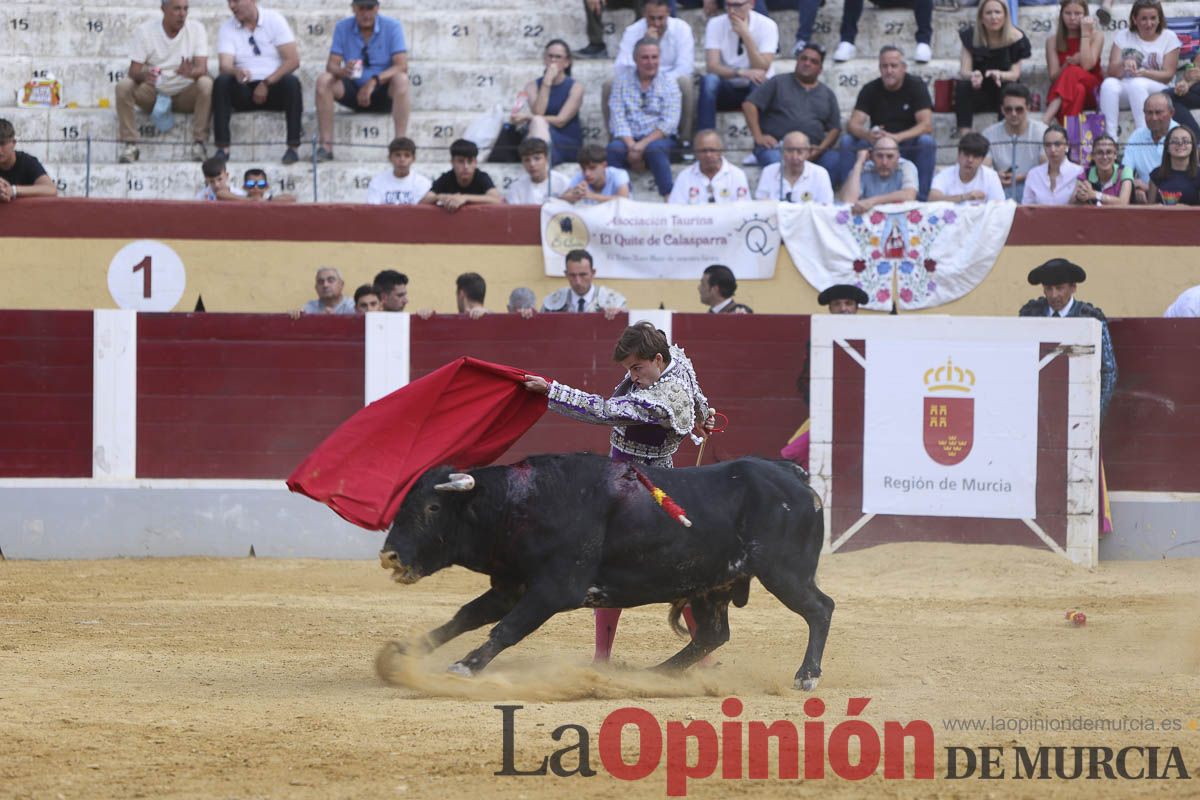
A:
[794,676,820,691]
[447,662,473,678]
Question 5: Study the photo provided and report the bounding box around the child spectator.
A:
[367,137,432,205]
[242,168,297,202]
[505,138,570,204]
[561,144,632,204]
[0,118,57,201]
[195,156,245,201]
[929,132,1007,202]
[354,284,381,313]
[422,139,502,212]
[1071,134,1134,205]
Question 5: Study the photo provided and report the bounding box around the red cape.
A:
[287,357,547,530]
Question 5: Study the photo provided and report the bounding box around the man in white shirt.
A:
[116,0,212,164]
[698,0,778,134]
[608,0,696,146]
[214,0,303,164]
[669,129,749,204]
[505,137,570,204]
[928,132,1006,204]
[366,136,432,205]
[754,131,833,204]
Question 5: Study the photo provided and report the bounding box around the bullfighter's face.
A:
[621,352,666,390]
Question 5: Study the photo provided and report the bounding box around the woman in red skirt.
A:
[1043,0,1106,125]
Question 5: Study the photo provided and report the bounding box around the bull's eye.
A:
[427,503,440,514]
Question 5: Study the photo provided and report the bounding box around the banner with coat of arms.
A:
[778,201,1017,311]
[862,338,1038,519]
[540,199,780,279]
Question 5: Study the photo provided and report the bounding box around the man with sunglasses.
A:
[698,0,778,134]
[981,83,1046,204]
[667,129,749,204]
[242,167,297,202]
[214,0,303,164]
[754,131,833,204]
[315,0,410,162]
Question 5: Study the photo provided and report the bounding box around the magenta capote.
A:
[495,697,935,796]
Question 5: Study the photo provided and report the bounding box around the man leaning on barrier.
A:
[0,119,57,202]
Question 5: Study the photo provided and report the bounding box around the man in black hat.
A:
[818,283,869,315]
[1019,258,1117,420]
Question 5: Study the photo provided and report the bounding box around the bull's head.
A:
[379,470,478,585]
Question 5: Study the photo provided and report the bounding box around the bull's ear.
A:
[434,473,475,492]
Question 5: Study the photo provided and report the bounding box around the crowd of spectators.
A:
[5,0,1200,210]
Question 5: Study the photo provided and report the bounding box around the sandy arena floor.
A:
[2,543,1199,799]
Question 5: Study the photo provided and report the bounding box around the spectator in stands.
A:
[1163,283,1200,316]
[195,156,244,200]
[755,131,834,203]
[1019,258,1116,420]
[698,0,778,135]
[929,132,1006,202]
[1099,0,1179,138]
[819,284,869,314]
[607,39,680,198]
[354,284,381,312]
[955,0,1031,137]
[1149,126,1200,205]
[1168,63,1200,140]
[0,119,57,201]
[374,269,409,310]
[507,287,538,318]
[422,139,502,211]
[512,40,584,166]
[1023,125,1085,205]
[699,264,753,313]
[505,137,570,204]
[743,44,841,184]
[840,135,918,212]
[577,0,671,59]
[301,267,356,315]
[367,137,432,205]
[1042,0,1105,126]
[214,0,303,164]
[415,272,489,319]
[1071,134,1134,204]
[982,83,1046,203]
[242,167,297,202]
[562,144,632,203]
[117,0,212,164]
[841,46,935,200]
[824,1,933,65]
[1124,92,1178,202]
[541,249,628,318]
[668,129,749,204]
[610,0,695,147]
[314,0,411,162]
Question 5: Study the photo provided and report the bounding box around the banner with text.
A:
[862,338,1038,519]
[540,199,780,279]
[779,201,1016,311]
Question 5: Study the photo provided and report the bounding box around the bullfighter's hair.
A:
[613,321,672,366]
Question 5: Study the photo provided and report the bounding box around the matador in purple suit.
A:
[523,321,715,662]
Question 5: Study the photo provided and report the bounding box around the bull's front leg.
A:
[397,584,521,656]
[448,584,569,676]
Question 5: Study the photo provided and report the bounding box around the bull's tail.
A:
[667,599,690,638]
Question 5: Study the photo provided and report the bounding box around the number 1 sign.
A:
[106,240,186,311]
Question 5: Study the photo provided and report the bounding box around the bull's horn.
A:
[434,473,475,492]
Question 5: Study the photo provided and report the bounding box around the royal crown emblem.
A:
[922,358,975,466]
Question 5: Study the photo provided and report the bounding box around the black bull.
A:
[379,454,834,690]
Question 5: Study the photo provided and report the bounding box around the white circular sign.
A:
[107,240,187,311]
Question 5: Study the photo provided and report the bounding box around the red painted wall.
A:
[2,312,1197,494]
[0,311,92,477]
[136,314,365,478]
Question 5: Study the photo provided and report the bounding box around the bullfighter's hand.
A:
[522,375,550,394]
